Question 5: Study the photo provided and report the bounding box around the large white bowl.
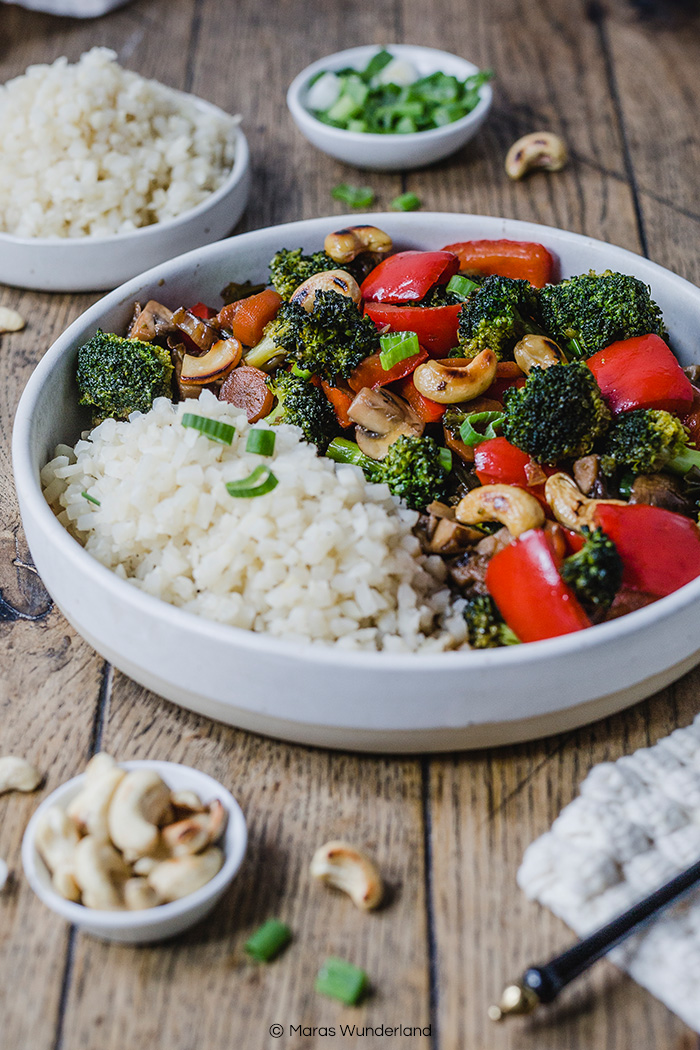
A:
[12,213,700,753]
[286,45,492,171]
[22,760,247,943]
[0,97,251,293]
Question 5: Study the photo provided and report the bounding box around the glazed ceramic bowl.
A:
[0,97,250,293]
[12,213,700,752]
[286,45,492,171]
[22,760,247,943]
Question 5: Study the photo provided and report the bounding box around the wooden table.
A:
[2,0,700,1047]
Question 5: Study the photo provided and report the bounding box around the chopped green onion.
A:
[446,274,479,300]
[226,465,278,498]
[331,183,376,208]
[244,919,292,962]
[81,491,100,506]
[246,429,276,457]
[379,330,420,370]
[438,447,453,472]
[315,957,368,1005]
[182,413,235,446]
[391,192,422,212]
[459,411,505,447]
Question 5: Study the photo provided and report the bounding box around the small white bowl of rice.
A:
[0,49,250,292]
[12,213,700,752]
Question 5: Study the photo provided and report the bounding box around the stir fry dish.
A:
[71,225,700,646]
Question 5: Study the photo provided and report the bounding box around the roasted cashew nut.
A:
[324,225,393,264]
[513,334,566,374]
[289,269,361,312]
[73,835,131,910]
[455,484,545,537]
[34,805,82,901]
[0,756,41,794]
[310,840,383,911]
[67,752,125,841]
[147,846,224,902]
[107,769,173,860]
[124,876,162,910]
[544,472,626,532]
[412,349,498,405]
[505,131,568,180]
[161,799,228,857]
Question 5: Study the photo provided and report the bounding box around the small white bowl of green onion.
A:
[286,44,493,171]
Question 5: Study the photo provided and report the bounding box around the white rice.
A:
[0,48,238,238]
[41,393,468,653]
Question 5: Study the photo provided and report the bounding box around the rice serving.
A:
[0,48,238,238]
[42,393,467,652]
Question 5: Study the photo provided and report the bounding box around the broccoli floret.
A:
[463,594,520,648]
[246,291,378,382]
[456,275,542,360]
[560,527,623,612]
[266,371,338,452]
[537,270,666,359]
[502,362,611,464]
[325,434,448,510]
[600,409,690,476]
[269,248,342,300]
[76,330,173,424]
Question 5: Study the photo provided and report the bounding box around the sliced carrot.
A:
[217,289,284,347]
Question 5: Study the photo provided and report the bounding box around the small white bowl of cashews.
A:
[21,755,247,943]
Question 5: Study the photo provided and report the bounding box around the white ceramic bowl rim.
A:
[22,760,247,929]
[13,211,700,677]
[287,44,493,144]
[0,94,249,249]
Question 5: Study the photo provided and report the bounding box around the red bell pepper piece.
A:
[586,334,694,415]
[347,346,428,393]
[486,529,592,641]
[441,239,556,288]
[394,375,446,422]
[190,301,216,320]
[364,302,461,357]
[360,251,459,304]
[217,288,284,347]
[474,437,532,487]
[320,379,354,428]
[593,503,700,597]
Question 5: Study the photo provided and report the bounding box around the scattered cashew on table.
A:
[0,755,42,891]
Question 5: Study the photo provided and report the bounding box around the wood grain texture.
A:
[1,0,699,1047]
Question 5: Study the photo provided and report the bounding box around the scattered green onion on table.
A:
[244,919,292,962]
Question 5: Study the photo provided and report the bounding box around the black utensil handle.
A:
[525,854,700,1003]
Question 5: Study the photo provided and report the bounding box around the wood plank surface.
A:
[1,0,699,1048]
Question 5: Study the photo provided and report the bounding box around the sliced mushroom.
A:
[172,307,219,352]
[347,387,424,459]
[128,300,176,342]
[290,269,361,312]
[180,337,242,385]
[629,473,696,516]
[513,334,566,373]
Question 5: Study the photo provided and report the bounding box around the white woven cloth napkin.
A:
[517,713,700,1033]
